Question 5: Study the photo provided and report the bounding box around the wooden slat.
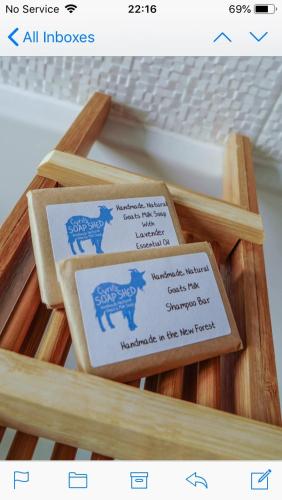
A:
[51,443,77,461]
[6,311,71,460]
[19,304,51,357]
[0,348,282,459]
[0,270,40,352]
[221,133,281,425]
[91,453,112,460]
[195,243,222,408]
[196,359,220,407]
[56,92,111,156]
[0,176,49,275]
[0,302,50,445]
[155,367,185,399]
[52,379,140,461]
[0,272,44,444]
[38,150,264,254]
[0,176,55,333]
[182,365,198,402]
[6,431,38,461]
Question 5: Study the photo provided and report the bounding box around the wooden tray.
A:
[0,92,281,460]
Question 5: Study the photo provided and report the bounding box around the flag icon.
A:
[14,471,30,489]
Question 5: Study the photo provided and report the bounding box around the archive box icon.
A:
[130,472,149,489]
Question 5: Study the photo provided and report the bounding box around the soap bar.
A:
[57,242,242,382]
[27,182,184,308]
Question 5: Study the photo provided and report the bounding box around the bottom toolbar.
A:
[0,461,281,499]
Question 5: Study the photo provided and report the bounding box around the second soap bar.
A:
[57,242,242,382]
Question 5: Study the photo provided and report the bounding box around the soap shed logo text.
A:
[5,3,61,14]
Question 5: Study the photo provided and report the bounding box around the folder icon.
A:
[68,472,88,489]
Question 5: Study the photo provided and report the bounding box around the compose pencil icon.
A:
[251,469,272,490]
[258,469,272,483]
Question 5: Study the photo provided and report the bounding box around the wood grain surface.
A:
[6,311,71,460]
[221,133,281,425]
[0,176,55,333]
[0,348,281,459]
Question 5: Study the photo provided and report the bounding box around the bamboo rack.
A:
[0,92,281,460]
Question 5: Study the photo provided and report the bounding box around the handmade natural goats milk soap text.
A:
[27,182,183,308]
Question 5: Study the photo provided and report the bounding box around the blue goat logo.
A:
[92,269,146,332]
[66,206,113,255]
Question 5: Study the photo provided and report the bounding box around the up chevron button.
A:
[213,32,232,43]
[249,32,268,42]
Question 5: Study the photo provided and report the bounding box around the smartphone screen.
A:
[0,1,281,498]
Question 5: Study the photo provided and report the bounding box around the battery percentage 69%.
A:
[229,4,252,13]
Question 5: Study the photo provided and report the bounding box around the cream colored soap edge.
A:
[57,242,243,382]
[27,181,184,309]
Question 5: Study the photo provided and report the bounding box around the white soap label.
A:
[75,252,231,368]
[46,196,179,262]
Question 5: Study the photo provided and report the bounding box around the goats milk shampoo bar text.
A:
[57,243,242,382]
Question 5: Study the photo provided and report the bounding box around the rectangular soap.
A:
[27,182,184,308]
[57,243,242,382]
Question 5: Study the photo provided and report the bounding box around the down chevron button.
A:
[249,31,268,42]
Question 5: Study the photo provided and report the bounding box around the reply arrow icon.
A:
[186,472,208,488]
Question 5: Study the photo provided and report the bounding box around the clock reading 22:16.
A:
[128,4,157,13]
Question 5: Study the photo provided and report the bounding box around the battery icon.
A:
[254,4,276,13]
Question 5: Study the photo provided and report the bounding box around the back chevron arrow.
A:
[186,472,208,488]
[8,27,19,46]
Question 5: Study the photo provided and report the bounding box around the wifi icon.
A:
[65,4,77,13]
